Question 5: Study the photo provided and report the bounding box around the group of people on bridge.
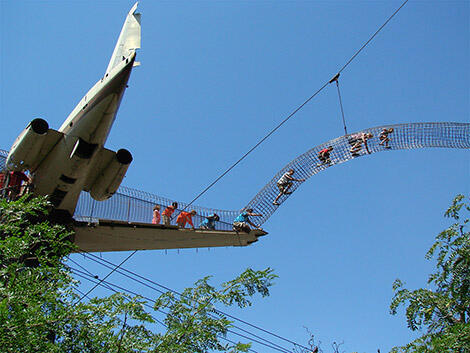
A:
[151,203,263,233]
[151,127,395,231]
[273,127,395,205]
[152,202,222,231]
[1,127,395,233]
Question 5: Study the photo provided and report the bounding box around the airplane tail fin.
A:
[106,2,141,74]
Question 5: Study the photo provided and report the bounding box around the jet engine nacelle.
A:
[90,149,133,201]
[6,118,49,171]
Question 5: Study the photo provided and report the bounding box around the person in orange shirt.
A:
[152,205,161,224]
[176,210,197,230]
[162,202,178,226]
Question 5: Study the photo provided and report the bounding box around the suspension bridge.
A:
[2,121,468,232]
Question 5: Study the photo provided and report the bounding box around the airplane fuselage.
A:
[32,55,135,214]
[6,4,140,219]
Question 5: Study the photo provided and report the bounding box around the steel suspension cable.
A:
[180,0,409,212]
[337,0,409,75]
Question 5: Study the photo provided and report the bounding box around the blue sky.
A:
[1,1,468,352]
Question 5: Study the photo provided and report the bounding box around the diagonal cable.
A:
[180,0,409,211]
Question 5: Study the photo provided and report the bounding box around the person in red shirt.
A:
[7,171,30,200]
[176,210,197,230]
[152,204,161,224]
[0,172,6,190]
[0,172,8,198]
[162,202,178,226]
[317,146,333,166]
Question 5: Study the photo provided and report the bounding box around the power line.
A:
[67,256,115,292]
[78,251,305,352]
[71,266,281,352]
[71,268,176,330]
[81,251,308,349]
[72,250,137,306]
[71,266,292,353]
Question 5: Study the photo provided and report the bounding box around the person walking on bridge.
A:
[273,169,305,206]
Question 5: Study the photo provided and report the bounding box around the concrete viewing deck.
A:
[72,219,268,253]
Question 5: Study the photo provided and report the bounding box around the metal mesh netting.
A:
[244,122,470,225]
[1,122,469,229]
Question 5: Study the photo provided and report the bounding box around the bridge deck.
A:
[72,219,267,253]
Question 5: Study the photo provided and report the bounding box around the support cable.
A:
[337,0,409,75]
[179,0,409,212]
[79,251,311,351]
[329,74,348,135]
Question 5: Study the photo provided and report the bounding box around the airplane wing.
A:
[72,219,267,253]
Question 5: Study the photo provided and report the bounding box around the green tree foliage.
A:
[390,194,470,352]
[0,196,277,352]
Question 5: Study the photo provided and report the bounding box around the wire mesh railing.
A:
[73,186,238,230]
[1,122,469,229]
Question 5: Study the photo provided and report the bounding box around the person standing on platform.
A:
[162,202,178,226]
[152,205,161,224]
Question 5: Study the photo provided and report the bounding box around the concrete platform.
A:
[72,219,268,253]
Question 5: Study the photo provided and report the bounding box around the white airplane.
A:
[4,3,266,252]
[6,3,141,220]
